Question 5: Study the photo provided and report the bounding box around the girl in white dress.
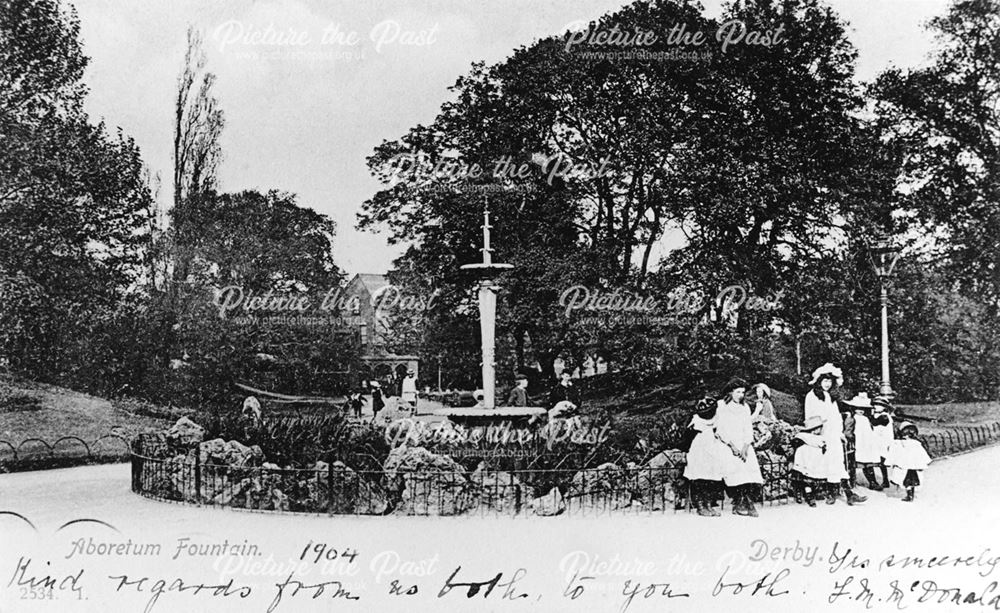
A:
[845,393,884,490]
[872,396,896,488]
[803,364,867,505]
[683,397,728,517]
[885,422,931,502]
[789,415,828,507]
[715,378,763,517]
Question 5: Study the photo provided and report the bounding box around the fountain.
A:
[433,206,547,424]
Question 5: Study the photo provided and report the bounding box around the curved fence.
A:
[0,434,132,472]
[129,420,1000,517]
[919,422,1000,458]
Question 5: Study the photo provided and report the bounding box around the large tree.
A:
[360,0,877,382]
[0,0,153,377]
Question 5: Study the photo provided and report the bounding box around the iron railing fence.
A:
[0,434,132,471]
[129,421,1000,517]
[918,422,1000,458]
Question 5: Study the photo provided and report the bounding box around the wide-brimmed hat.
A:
[515,373,528,381]
[809,363,843,386]
[694,396,716,418]
[721,377,749,397]
[799,415,825,432]
[753,383,771,398]
[872,395,894,411]
[843,392,873,410]
[899,421,918,436]
[369,380,381,388]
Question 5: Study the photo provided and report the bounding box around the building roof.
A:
[352,273,389,296]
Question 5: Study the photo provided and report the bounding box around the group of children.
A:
[682,363,932,517]
[789,363,931,505]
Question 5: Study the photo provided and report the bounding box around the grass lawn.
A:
[0,373,169,446]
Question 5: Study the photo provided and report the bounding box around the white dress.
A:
[683,415,728,481]
[803,391,848,483]
[714,400,763,486]
[854,414,882,465]
[885,439,931,486]
[401,377,417,403]
[873,412,894,460]
[791,432,827,479]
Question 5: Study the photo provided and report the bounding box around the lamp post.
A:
[869,239,901,398]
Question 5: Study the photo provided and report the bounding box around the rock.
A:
[566,462,632,510]
[469,468,526,514]
[305,461,388,514]
[530,487,565,516]
[383,446,472,515]
[632,450,685,510]
[270,488,289,512]
[165,417,205,448]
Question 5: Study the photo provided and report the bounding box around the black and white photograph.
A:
[2,0,1000,610]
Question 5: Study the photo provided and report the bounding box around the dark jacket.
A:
[372,389,385,413]
[507,386,528,407]
[548,382,580,409]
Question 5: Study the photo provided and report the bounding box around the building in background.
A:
[341,273,420,391]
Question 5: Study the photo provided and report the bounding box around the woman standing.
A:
[683,397,728,517]
[715,378,763,517]
[804,364,867,505]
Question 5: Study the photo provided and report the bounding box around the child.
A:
[789,416,827,507]
[348,392,364,419]
[885,422,931,502]
[683,397,728,517]
[872,395,895,488]
[847,394,884,490]
[716,378,763,517]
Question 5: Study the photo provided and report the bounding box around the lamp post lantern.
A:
[460,205,513,409]
[869,239,901,398]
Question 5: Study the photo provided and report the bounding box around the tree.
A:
[0,0,153,379]
[872,0,1000,309]
[360,0,876,382]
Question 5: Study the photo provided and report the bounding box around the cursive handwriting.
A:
[712,564,791,598]
[437,566,530,600]
[266,572,360,613]
[107,573,251,613]
[7,557,84,599]
[620,579,689,612]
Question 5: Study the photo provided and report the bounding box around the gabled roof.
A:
[346,273,389,297]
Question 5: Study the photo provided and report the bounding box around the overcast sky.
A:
[74,0,950,276]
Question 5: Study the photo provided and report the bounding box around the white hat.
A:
[753,383,771,398]
[844,392,873,408]
[809,363,843,386]
[369,380,381,388]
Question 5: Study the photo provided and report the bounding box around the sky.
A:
[73,0,951,276]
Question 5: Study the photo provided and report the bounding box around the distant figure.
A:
[750,383,777,423]
[347,392,364,419]
[507,373,529,407]
[370,381,384,421]
[241,396,262,422]
[548,371,580,409]
[401,370,418,414]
